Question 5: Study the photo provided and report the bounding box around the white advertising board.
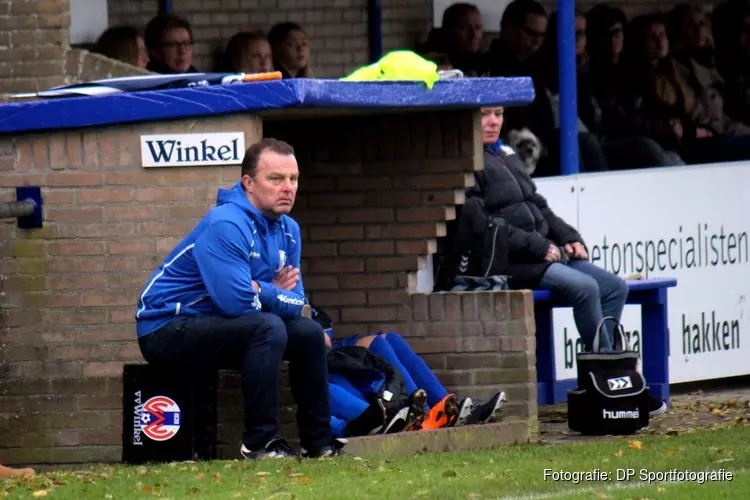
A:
[537,163,750,384]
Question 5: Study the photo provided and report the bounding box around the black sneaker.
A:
[465,391,506,425]
[344,398,387,437]
[649,396,667,416]
[240,438,298,460]
[451,397,474,427]
[301,438,348,458]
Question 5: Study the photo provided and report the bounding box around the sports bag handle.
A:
[592,316,630,353]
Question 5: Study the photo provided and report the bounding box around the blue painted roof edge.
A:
[0,77,535,135]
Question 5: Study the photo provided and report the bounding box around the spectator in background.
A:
[485,0,608,176]
[623,14,750,164]
[712,0,750,125]
[421,3,485,76]
[541,10,682,170]
[144,13,199,74]
[668,4,750,135]
[222,30,274,74]
[94,26,149,69]
[268,22,313,78]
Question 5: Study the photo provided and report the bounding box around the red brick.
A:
[300,275,339,290]
[47,274,107,291]
[309,290,366,306]
[80,289,134,307]
[45,206,104,222]
[339,240,394,256]
[381,223,445,239]
[49,241,106,256]
[337,208,394,224]
[396,206,455,222]
[65,133,84,168]
[339,273,397,289]
[303,242,338,257]
[341,307,402,322]
[411,294,428,321]
[45,172,102,187]
[364,190,421,207]
[367,290,409,305]
[106,205,165,221]
[83,361,124,378]
[308,193,364,208]
[79,326,135,342]
[45,309,108,326]
[306,257,364,274]
[336,176,392,191]
[422,190,464,206]
[395,239,437,255]
[408,173,473,189]
[136,187,193,202]
[366,256,422,272]
[443,294,463,320]
[308,225,363,241]
[408,338,456,354]
[78,188,133,204]
[99,132,118,167]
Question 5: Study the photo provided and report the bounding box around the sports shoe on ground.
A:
[384,389,427,433]
[301,438,349,458]
[344,398,387,437]
[648,396,667,416]
[451,397,474,427]
[240,438,298,460]
[465,391,506,425]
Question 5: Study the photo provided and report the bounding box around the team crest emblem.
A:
[140,396,181,441]
[277,250,287,272]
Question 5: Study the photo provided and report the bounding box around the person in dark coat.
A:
[470,107,629,352]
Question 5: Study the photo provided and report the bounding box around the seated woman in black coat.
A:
[473,107,629,353]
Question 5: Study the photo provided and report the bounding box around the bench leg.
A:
[535,303,555,405]
[640,289,670,405]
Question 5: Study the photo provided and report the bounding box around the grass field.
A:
[5,426,748,499]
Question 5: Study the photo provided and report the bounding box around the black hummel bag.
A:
[568,317,649,435]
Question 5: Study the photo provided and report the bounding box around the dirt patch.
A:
[537,388,750,443]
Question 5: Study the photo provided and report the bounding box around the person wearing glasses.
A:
[144,13,199,74]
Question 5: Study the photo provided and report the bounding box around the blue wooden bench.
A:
[533,277,677,406]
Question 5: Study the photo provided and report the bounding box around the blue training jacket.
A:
[135,181,307,338]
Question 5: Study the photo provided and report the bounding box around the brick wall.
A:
[0,0,149,95]
[0,107,535,465]
[0,114,261,464]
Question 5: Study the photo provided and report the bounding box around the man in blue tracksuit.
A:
[135,138,342,459]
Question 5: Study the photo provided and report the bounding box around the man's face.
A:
[243,150,299,218]
[448,9,484,53]
[513,13,547,60]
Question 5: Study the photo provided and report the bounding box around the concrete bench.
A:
[533,277,677,406]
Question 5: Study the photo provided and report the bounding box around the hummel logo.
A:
[607,376,633,391]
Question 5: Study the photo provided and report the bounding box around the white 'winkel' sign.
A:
[140,132,245,168]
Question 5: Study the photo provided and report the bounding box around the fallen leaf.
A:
[443,470,457,478]
[297,476,313,484]
[195,473,205,480]
[256,471,270,476]
[188,487,199,494]
[137,467,148,476]
[32,492,49,498]
[287,473,302,478]
[657,487,665,492]
[665,449,676,456]
[628,440,644,450]
[484,472,496,480]
[142,486,153,494]
[616,450,624,457]
[597,493,611,499]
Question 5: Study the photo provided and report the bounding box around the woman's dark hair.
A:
[267,21,312,77]
[144,13,193,53]
[223,30,268,72]
[95,26,141,66]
